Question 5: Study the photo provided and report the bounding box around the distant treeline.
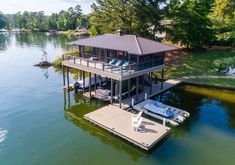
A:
[0,0,234,49]
[0,5,89,32]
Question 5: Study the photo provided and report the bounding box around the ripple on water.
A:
[0,129,8,144]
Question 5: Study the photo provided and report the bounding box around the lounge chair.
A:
[133,117,143,131]
[112,61,129,72]
[104,59,117,69]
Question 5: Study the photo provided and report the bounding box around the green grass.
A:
[164,50,235,87]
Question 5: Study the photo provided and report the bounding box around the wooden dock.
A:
[121,79,181,109]
[84,105,171,150]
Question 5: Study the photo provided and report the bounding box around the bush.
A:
[213,56,235,71]
[53,56,62,67]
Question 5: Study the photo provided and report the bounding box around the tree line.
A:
[0,5,89,31]
[89,0,234,48]
[0,0,234,48]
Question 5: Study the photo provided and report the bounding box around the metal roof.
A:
[68,34,178,55]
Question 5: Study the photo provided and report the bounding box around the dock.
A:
[121,79,181,109]
[84,105,171,150]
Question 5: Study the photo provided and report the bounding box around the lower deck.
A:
[84,105,171,150]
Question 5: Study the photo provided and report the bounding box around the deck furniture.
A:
[133,117,143,131]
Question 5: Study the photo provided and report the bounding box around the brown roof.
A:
[68,34,178,55]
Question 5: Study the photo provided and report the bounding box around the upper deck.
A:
[62,54,165,81]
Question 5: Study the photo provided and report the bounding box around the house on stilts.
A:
[62,33,178,108]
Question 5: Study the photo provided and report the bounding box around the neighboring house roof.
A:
[68,34,178,55]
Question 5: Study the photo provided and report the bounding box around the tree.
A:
[90,0,166,39]
[168,0,214,49]
[0,12,6,29]
[209,0,235,44]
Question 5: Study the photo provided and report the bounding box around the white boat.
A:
[133,99,190,126]
[144,102,174,118]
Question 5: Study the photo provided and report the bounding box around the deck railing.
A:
[62,55,137,75]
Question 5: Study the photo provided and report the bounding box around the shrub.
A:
[53,56,62,67]
[213,56,235,71]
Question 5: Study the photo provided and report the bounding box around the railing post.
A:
[102,63,104,71]
[87,60,89,67]
[121,66,123,75]
[73,57,75,64]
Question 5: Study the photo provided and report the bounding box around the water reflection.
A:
[154,85,235,137]
[63,90,150,161]
[1,32,77,52]
[0,32,11,51]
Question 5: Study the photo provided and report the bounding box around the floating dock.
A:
[84,105,171,150]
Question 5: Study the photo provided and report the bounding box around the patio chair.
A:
[132,117,143,131]
[104,59,118,69]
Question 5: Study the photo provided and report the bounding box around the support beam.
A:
[66,67,69,89]
[62,66,66,86]
[136,76,139,101]
[79,70,82,80]
[89,72,91,98]
[119,81,122,108]
[111,79,113,104]
[128,79,131,98]
[150,72,153,94]
[142,75,144,91]
[94,74,97,92]
[161,69,164,90]
[82,71,85,93]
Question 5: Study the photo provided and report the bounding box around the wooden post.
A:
[119,81,122,108]
[150,72,153,94]
[136,76,139,101]
[66,67,69,89]
[161,69,164,90]
[79,70,82,80]
[94,74,97,92]
[89,72,91,98]
[142,75,144,91]
[137,56,140,71]
[111,79,113,104]
[128,79,131,98]
[128,53,131,71]
[82,71,85,93]
[62,66,66,86]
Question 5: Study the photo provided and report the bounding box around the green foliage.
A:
[90,0,166,39]
[0,12,7,29]
[209,0,235,45]
[168,0,214,49]
[4,5,89,32]
[53,49,79,67]
[53,56,63,67]
[213,56,235,71]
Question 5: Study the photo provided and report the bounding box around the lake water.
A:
[1,32,235,165]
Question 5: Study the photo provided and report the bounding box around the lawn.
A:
[164,50,235,87]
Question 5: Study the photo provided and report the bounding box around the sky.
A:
[0,0,95,15]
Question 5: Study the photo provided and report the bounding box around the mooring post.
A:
[163,118,166,126]
[145,93,148,100]
[131,98,134,107]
